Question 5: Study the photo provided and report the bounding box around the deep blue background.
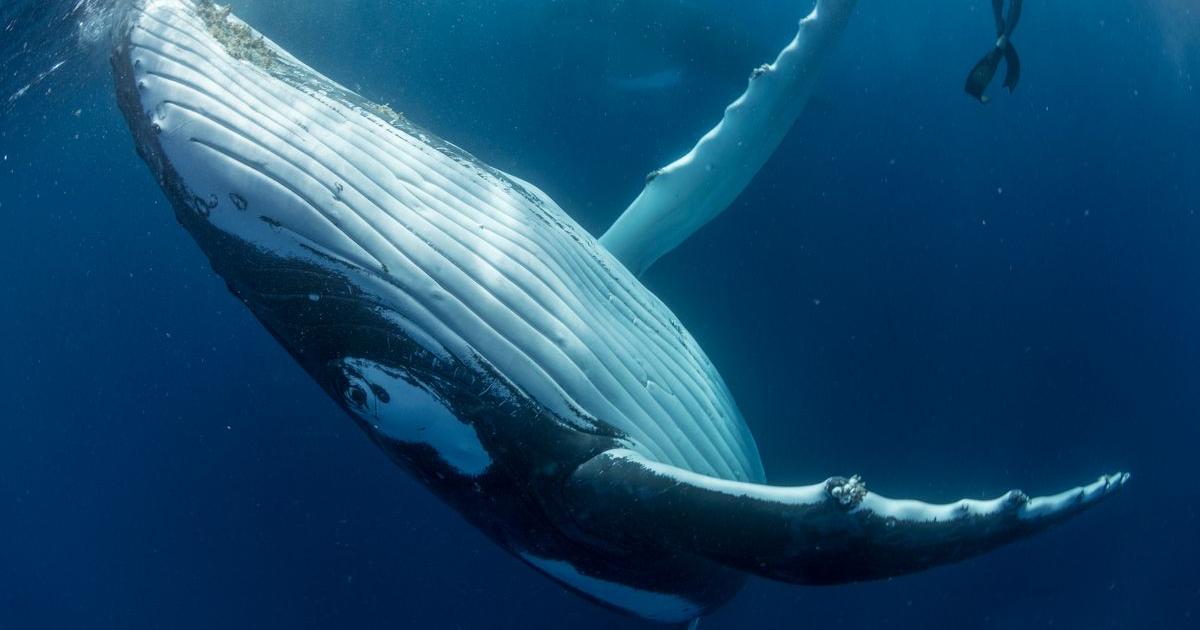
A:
[2,0,1197,627]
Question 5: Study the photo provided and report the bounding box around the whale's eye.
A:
[347,385,367,407]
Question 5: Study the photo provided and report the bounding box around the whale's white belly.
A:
[124,0,764,482]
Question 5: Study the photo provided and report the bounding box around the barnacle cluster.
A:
[829,474,867,507]
[196,1,276,69]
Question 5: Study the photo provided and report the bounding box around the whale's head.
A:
[112,0,766,485]
[112,1,393,295]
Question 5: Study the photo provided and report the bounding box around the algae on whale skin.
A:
[196,1,405,125]
[370,103,406,126]
[196,1,276,69]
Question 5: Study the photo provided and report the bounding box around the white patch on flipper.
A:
[856,472,1132,524]
[339,358,491,476]
[520,553,703,624]
[600,0,859,275]
[857,491,1025,522]
[604,449,1131,526]
[1019,472,1131,521]
[603,449,829,505]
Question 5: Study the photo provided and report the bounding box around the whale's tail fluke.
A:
[565,448,1128,585]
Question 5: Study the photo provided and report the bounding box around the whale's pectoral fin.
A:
[564,449,1129,585]
[599,0,859,276]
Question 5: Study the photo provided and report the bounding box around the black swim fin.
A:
[966,0,1023,102]
[1002,41,1021,92]
[965,45,1005,103]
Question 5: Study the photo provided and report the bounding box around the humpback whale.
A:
[112,0,1128,624]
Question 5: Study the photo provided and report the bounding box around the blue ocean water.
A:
[1,0,1197,628]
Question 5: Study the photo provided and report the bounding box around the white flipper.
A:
[566,449,1130,584]
[599,0,858,275]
